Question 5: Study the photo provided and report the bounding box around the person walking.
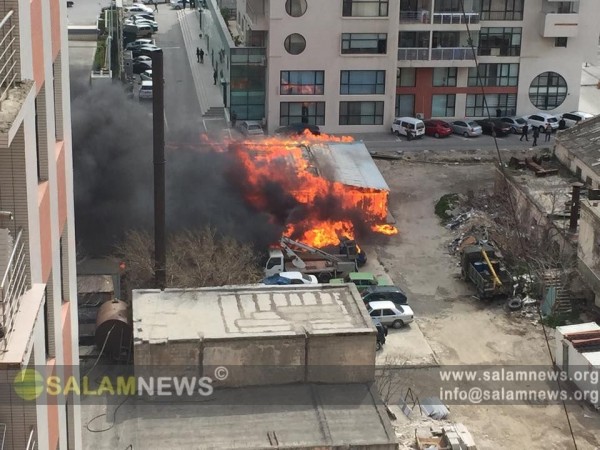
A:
[544,123,552,142]
[153,0,158,12]
[532,127,539,147]
[520,124,529,142]
[213,68,218,85]
[231,110,237,128]
[199,48,204,63]
[559,117,566,130]
[196,47,201,63]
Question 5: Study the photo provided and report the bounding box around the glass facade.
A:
[339,101,384,125]
[230,48,266,120]
[340,70,385,95]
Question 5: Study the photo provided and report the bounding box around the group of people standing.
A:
[519,122,557,147]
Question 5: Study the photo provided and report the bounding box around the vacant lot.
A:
[373,158,600,449]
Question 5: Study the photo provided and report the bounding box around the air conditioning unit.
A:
[415,113,425,120]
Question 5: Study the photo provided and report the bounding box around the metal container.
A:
[95,300,132,361]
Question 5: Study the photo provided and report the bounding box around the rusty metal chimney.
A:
[151,49,166,289]
[569,182,584,233]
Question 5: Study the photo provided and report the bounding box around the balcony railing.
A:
[0,229,28,342]
[398,47,476,61]
[399,10,431,23]
[433,12,480,24]
[0,11,18,104]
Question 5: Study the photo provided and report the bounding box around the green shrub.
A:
[434,193,459,222]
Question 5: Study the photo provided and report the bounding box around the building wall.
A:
[554,142,600,188]
[578,202,600,307]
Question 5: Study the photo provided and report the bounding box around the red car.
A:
[424,120,452,138]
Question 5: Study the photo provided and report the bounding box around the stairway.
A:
[542,270,573,315]
[203,106,225,118]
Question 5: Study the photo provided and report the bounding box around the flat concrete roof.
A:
[81,383,397,450]
[309,141,390,191]
[557,322,600,336]
[133,284,373,344]
[556,115,600,176]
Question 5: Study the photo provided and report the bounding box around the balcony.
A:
[432,12,480,25]
[431,47,475,60]
[397,48,429,60]
[0,10,34,148]
[541,12,579,38]
[0,228,27,346]
[397,46,476,67]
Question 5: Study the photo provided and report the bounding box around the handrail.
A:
[0,228,28,340]
[0,10,14,31]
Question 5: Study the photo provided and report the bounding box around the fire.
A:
[228,132,396,247]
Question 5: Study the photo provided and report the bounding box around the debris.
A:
[420,397,450,420]
[522,295,537,306]
[507,297,523,311]
[369,150,403,160]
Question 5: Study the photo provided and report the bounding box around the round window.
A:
[285,0,307,17]
[528,71,567,110]
[284,33,306,55]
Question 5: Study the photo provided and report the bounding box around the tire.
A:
[392,320,404,329]
[539,126,545,132]
[394,130,400,137]
[512,127,518,134]
[434,132,440,138]
[376,341,382,351]
[463,131,469,137]
[507,297,523,311]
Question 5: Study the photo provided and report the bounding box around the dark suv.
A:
[362,286,407,306]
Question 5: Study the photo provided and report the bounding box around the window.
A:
[432,94,456,117]
[433,68,457,87]
[285,0,307,17]
[478,27,522,57]
[432,31,460,48]
[468,63,519,87]
[382,309,396,316]
[342,0,388,17]
[280,71,324,95]
[340,70,385,95]
[397,68,415,87]
[280,102,325,125]
[395,94,414,117]
[555,37,568,48]
[479,0,523,21]
[398,31,429,48]
[529,71,567,110]
[339,101,384,125]
[35,98,41,181]
[466,94,517,117]
[342,33,387,54]
[284,34,306,55]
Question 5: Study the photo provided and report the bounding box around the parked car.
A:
[125,18,158,32]
[125,39,153,51]
[140,69,152,81]
[367,301,414,329]
[138,80,153,100]
[424,119,452,138]
[170,0,186,9]
[274,123,321,136]
[133,55,152,64]
[123,23,154,38]
[239,120,265,136]
[500,116,528,134]
[132,13,156,22]
[475,119,512,137]
[133,60,152,74]
[132,44,160,58]
[362,286,407,307]
[560,111,595,128]
[330,272,391,293]
[372,318,387,351]
[278,271,318,284]
[525,113,559,132]
[391,117,425,138]
[450,120,483,137]
[124,5,153,14]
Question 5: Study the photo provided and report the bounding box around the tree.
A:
[115,228,264,299]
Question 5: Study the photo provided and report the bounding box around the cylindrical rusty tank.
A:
[95,299,132,361]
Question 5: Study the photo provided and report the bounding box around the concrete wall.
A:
[577,201,600,306]
[554,142,600,189]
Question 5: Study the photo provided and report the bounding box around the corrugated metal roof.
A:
[309,142,389,191]
[556,115,600,175]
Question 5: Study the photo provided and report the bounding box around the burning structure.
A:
[229,134,397,247]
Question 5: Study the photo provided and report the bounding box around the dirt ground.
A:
[372,158,600,449]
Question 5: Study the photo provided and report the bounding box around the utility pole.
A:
[151,49,166,289]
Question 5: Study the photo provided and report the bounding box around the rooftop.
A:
[556,115,600,176]
[81,383,397,450]
[133,284,373,344]
[309,141,390,191]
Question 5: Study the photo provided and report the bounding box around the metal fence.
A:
[0,10,17,104]
[432,12,479,24]
[431,47,475,61]
[0,229,28,343]
[397,48,429,61]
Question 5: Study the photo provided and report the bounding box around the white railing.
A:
[431,47,475,60]
[0,11,17,104]
[0,229,28,342]
[432,12,480,24]
[397,47,429,60]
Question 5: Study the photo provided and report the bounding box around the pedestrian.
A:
[559,118,566,130]
[520,124,529,142]
[544,124,552,142]
[406,128,413,141]
[213,68,218,85]
[153,0,158,12]
[199,48,204,63]
[231,110,237,128]
[196,47,201,63]
[532,127,539,147]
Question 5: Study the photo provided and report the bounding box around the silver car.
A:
[450,120,483,137]
[500,116,527,134]
[367,300,414,329]
[239,120,265,136]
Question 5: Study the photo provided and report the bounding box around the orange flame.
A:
[228,133,396,247]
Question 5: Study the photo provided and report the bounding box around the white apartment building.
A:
[234,0,600,133]
[0,0,80,448]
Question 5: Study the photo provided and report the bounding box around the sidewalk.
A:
[176,9,226,118]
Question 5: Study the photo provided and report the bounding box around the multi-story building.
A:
[233,0,599,133]
[0,0,80,448]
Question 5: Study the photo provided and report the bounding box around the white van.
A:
[391,117,425,138]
